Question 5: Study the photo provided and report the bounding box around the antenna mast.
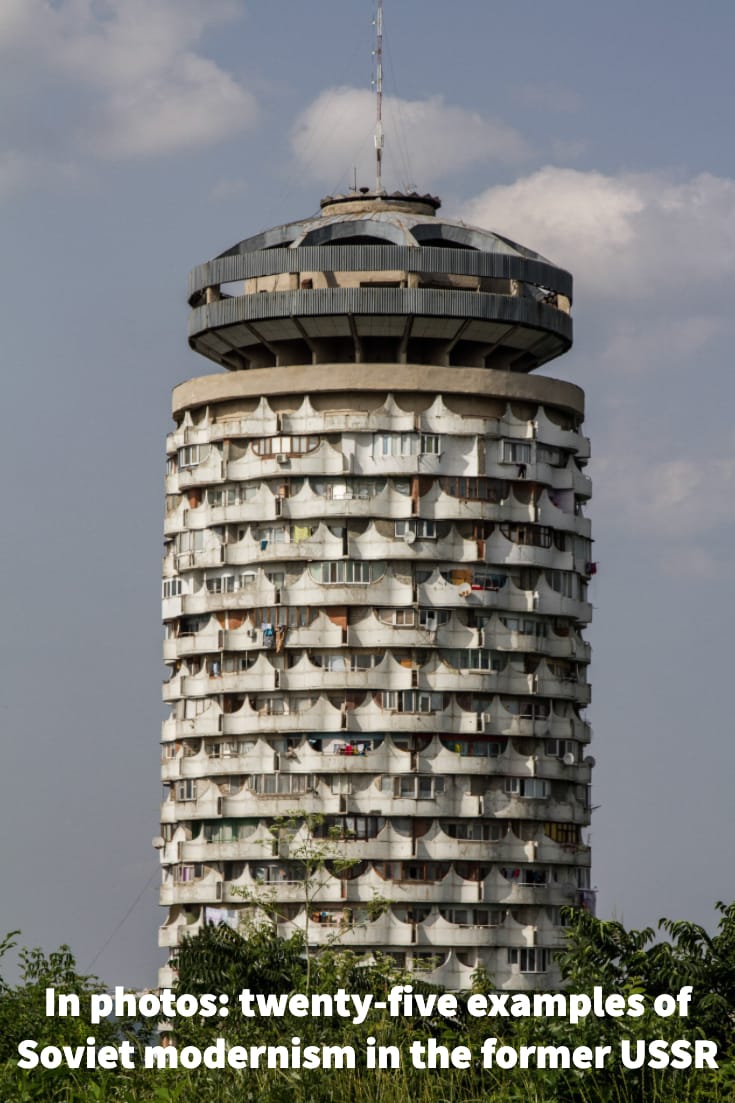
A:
[374,0,384,193]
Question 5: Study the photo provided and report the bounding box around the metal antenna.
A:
[374,0,384,193]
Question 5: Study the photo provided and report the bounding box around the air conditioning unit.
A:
[276,453,289,465]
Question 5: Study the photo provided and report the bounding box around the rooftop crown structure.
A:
[159,188,594,990]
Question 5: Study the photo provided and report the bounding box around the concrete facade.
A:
[159,192,594,989]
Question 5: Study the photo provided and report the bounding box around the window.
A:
[504,777,551,799]
[508,948,549,973]
[256,605,313,628]
[537,443,565,466]
[444,908,503,926]
[250,773,314,795]
[208,485,239,507]
[381,775,444,798]
[442,649,503,672]
[544,822,581,845]
[254,435,319,456]
[322,815,383,839]
[395,519,437,539]
[443,822,502,841]
[381,690,443,713]
[310,560,384,584]
[500,523,555,549]
[162,578,183,598]
[470,571,507,591]
[206,575,236,594]
[209,740,253,758]
[380,608,415,627]
[440,477,507,502]
[419,608,450,629]
[175,780,197,802]
[501,440,532,464]
[546,570,585,599]
[330,776,351,795]
[419,434,441,454]
[177,864,203,882]
[374,433,415,457]
[175,531,204,554]
[179,445,202,468]
[501,616,547,638]
[256,525,289,545]
[166,456,177,475]
[545,739,577,760]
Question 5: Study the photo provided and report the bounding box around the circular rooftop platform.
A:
[187,192,573,374]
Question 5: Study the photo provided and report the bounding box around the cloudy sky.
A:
[1,0,734,987]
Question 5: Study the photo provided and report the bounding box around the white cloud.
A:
[459,167,735,300]
[459,167,735,574]
[0,0,256,168]
[291,87,530,191]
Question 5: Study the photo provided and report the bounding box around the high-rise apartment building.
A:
[159,188,594,990]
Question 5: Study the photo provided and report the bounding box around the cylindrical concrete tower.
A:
[159,191,593,990]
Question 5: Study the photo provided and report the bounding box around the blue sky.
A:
[1,0,734,987]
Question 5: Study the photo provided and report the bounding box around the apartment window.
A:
[177,864,203,883]
[379,608,415,627]
[322,815,383,839]
[166,456,177,475]
[443,822,502,841]
[206,575,236,594]
[257,525,289,545]
[419,608,449,629]
[250,773,314,795]
[381,775,444,798]
[310,560,384,585]
[501,616,547,638]
[175,780,197,802]
[176,531,204,554]
[440,476,507,502]
[504,777,551,799]
[442,649,502,672]
[470,571,507,591]
[545,739,577,760]
[254,435,319,456]
[395,519,437,539]
[162,578,183,598]
[501,440,532,464]
[419,434,441,454]
[443,908,503,926]
[508,947,550,973]
[500,523,555,549]
[374,432,414,457]
[330,776,351,795]
[255,605,312,628]
[544,822,581,846]
[178,445,203,468]
[381,690,443,713]
[209,740,253,758]
[546,570,584,599]
[537,444,565,466]
[209,485,239,507]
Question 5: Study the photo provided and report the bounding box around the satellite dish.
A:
[563,752,576,766]
[583,755,596,768]
[404,529,416,544]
